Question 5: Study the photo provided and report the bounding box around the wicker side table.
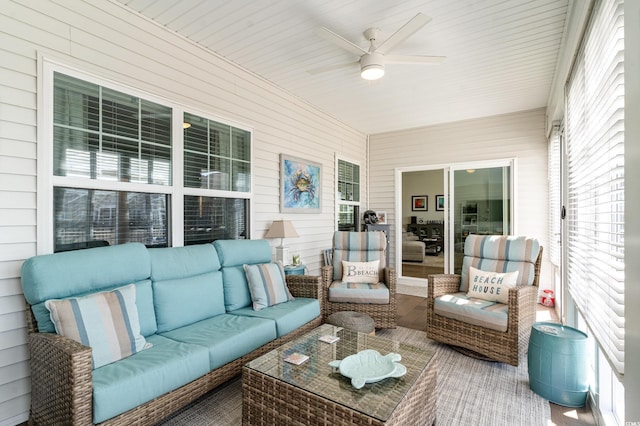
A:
[327,311,375,335]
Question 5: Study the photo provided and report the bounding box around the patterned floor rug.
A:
[157,327,550,425]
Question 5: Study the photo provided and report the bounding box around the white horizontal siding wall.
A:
[0,1,365,424]
[368,108,550,291]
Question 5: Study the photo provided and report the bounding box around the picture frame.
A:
[376,211,387,224]
[436,195,445,211]
[412,195,428,211]
[280,154,322,213]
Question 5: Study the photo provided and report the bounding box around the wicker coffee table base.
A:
[242,356,436,425]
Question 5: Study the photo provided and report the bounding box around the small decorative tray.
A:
[328,349,407,389]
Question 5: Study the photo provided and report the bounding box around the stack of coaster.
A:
[327,311,375,335]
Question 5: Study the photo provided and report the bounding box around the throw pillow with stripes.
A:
[45,284,150,369]
[243,262,294,311]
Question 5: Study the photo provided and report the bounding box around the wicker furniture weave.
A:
[24,275,323,426]
[322,231,397,329]
[426,235,543,366]
[242,324,437,425]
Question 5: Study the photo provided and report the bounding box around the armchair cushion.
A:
[328,281,390,304]
[434,292,509,332]
[460,235,540,291]
[332,232,386,281]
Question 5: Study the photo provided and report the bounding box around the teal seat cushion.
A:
[434,292,509,332]
[231,298,320,337]
[153,271,225,333]
[160,314,276,370]
[92,334,210,423]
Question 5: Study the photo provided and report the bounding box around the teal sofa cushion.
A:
[213,239,272,267]
[213,239,273,311]
[150,244,225,333]
[153,271,225,333]
[160,314,276,370]
[31,280,156,335]
[149,244,220,280]
[231,298,320,337]
[21,243,151,332]
[92,334,210,423]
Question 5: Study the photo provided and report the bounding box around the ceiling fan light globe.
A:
[361,64,385,80]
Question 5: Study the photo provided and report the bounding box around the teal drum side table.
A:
[284,264,306,276]
[528,322,589,407]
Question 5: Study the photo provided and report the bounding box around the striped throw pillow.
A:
[45,284,150,369]
[243,263,294,311]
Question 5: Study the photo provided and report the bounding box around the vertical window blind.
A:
[565,0,625,376]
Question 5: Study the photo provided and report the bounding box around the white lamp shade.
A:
[265,220,299,241]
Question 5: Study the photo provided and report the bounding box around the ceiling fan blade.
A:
[307,61,359,75]
[384,54,445,64]
[375,13,432,55]
[315,27,368,56]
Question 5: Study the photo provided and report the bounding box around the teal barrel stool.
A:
[528,322,589,407]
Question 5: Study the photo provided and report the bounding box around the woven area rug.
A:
[157,327,550,426]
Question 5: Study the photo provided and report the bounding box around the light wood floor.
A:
[396,293,596,426]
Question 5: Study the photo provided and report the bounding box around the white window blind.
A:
[565,0,624,376]
[547,126,561,267]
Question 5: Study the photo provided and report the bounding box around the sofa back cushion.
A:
[213,239,272,311]
[459,235,540,292]
[149,244,224,332]
[21,243,153,334]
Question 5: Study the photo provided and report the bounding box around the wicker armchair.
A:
[426,235,542,366]
[321,231,397,329]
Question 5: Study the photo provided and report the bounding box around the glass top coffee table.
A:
[242,324,437,425]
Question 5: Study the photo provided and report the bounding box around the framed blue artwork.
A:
[280,154,321,213]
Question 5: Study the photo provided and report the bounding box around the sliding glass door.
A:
[450,163,513,273]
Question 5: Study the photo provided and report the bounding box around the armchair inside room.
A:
[426,234,542,366]
[321,231,397,329]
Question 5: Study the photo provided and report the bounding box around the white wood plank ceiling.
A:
[114,0,570,134]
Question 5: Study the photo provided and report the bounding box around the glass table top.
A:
[244,324,436,422]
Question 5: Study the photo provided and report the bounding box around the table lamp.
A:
[265,220,299,265]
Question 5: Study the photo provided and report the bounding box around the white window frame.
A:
[38,58,253,253]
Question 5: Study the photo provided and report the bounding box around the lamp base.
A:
[274,246,290,265]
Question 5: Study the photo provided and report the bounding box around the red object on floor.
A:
[541,289,555,307]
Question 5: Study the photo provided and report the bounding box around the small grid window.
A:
[184,112,251,192]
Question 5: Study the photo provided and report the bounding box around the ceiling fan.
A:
[310,13,445,81]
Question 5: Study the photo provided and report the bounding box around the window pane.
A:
[54,187,168,251]
[232,127,251,161]
[337,159,360,202]
[232,161,250,192]
[184,195,248,244]
[210,121,230,157]
[338,204,359,231]
[53,72,172,185]
[184,112,251,191]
